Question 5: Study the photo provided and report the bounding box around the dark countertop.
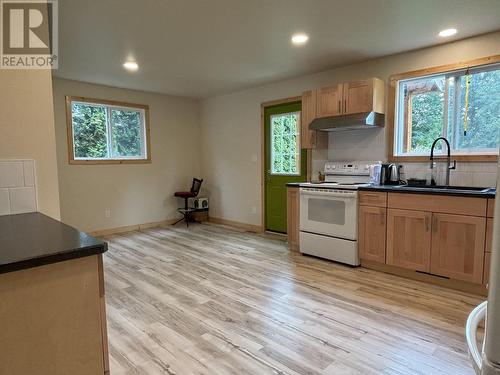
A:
[0,212,107,274]
[286,182,496,198]
[358,184,496,198]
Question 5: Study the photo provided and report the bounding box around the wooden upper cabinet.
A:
[386,209,432,272]
[316,84,343,118]
[343,78,385,115]
[301,77,385,149]
[312,77,385,120]
[358,205,386,263]
[430,213,486,284]
[301,90,317,149]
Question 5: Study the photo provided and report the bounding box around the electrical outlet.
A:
[105,209,111,218]
[251,206,257,214]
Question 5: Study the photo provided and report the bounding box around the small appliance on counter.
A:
[380,163,402,185]
[369,163,382,185]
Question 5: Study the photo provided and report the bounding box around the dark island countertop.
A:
[358,184,496,198]
[0,212,107,274]
[286,182,496,198]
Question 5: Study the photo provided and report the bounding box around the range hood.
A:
[309,111,385,132]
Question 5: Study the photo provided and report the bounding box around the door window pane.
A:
[270,112,300,175]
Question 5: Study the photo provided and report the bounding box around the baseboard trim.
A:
[90,216,264,237]
[208,217,263,233]
[361,260,488,296]
[89,219,178,237]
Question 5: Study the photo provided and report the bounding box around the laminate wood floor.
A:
[103,223,482,375]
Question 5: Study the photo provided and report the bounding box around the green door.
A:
[264,101,307,233]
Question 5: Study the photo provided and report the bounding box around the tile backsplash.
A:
[311,150,498,187]
[401,162,497,187]
[0,160,37,215]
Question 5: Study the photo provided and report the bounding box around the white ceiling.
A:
[55,0,500,98]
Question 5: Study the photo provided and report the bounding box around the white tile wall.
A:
[400,162,498,187]
[0,162,24,188]
[0,160,37,215]
[0,189,10,216]
[313,156,498,188]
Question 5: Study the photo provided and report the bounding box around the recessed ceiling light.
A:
[291,33,309,45]
[123,61,139,72]
[438,28,457,37]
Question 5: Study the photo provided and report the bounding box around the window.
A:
[66,96,150,164]
[392,60,500,159]
[270,111,301,175]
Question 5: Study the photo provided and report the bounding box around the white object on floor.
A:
[466,158,500,374]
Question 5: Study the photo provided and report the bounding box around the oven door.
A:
[299,188,357,240]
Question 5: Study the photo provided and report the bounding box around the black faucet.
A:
[429,137,456,186]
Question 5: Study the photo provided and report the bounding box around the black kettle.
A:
[380,163,400,185]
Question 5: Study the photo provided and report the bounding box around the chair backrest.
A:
[190,178,203,196]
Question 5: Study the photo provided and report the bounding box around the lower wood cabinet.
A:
[358,205,386,263]
[287,187,300,251]
[359,191,490,286]
[0,255,109,375]
[386,209,432,272]
[484,252,492,285]
[430,213,486,284]
[486,218,494,252]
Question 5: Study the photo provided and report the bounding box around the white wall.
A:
[52,78,201,232]
[0,70,60,219]
[200,31,500,227]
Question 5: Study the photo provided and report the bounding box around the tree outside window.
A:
[395,64,500,156]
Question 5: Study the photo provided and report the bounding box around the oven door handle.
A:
[300,190,357,199]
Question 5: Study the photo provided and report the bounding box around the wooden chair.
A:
[173,178,203,227]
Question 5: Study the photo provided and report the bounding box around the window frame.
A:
[65,96,151,165]
[387,54,500,162]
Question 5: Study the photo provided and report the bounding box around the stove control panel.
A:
[324,161,380,175]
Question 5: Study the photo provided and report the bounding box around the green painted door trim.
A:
[264,101,307,233]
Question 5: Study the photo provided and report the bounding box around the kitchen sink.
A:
[396,185,493,193]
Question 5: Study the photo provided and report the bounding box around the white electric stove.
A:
[299,161,380,265]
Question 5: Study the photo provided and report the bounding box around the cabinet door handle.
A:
[344,99,347,113]
[380,209,385,225]
[425,216,430,232]
[338,100,341,114]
